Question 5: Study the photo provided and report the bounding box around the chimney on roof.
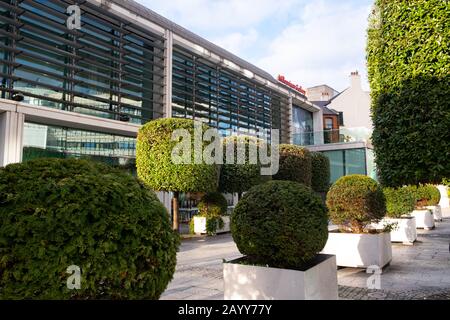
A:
[350,70,361,89]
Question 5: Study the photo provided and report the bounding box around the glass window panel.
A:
[323,150,344,184]
[345,149,366,175]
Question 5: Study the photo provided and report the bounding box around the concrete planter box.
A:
[426,205,442,222]
[411,209,435,230]
[321,232,392,268]
[373,217,417,245]
[193,216,230,235]
[438,185,449,209]
[223,254,338,300]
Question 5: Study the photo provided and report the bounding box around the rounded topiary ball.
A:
[383,186,416,218]
[413,184,441,207]
[273,144,312,186]
[326,175,386,233]
[0,158,179,300]
[197,192,228,235]
[198,192,228,216]
[231,180,328,268]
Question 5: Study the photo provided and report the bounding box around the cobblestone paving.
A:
[162,210,450,300]
[338,286,450,300]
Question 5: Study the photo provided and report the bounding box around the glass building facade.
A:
[172,47,289,141]
[0,0,165,124]
[322,148,367,183]
[292,105,314,146]
[23,122,136,166]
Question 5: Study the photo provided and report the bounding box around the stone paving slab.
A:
[161,216,450,300]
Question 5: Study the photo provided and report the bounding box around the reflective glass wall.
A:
[322,148,367,183]
[292,105,314,145]
[172,46,289,141]
[23,122,136,167]
[0,0,165,124]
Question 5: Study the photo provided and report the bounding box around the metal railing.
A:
[293,128,371,146]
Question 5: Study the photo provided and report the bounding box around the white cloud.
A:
[257,0,372,91]
[135,0,372,92]
[212,29,259,56]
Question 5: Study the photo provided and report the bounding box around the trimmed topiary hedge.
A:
[326,175,386,233]
[218,136,265,198]
[273,144,312,187]
[137,118,219,193]
[194,192,228,235]
[136,118,220,230]
[198,192,228,216]
[367,0,450,187]
[231,180,328,268]
[409,184,441,208]
[0,158,179,299]
[311,152,331,193]
[383,186,416,218]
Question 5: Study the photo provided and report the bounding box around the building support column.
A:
[0,110,24,167]
[163,29,173,118]
[313,108,324,145]
[288,94,294,144]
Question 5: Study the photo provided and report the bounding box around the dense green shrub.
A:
[137,118,219,193]
[326,175,386,233]
[273,144,312,187]
[367,0,450,187]
[383,186,416,218]
[0,158,179,299]
[311,152,331,193]
[231,180,328,268]
[197,192,228,235]
[219,136,265,198]
[136,118,220,230]
[198,192,228,216]
[409,184,441,208]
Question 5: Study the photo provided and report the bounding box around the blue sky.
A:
[136,0,373,92]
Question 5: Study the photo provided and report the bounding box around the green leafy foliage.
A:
[136,118,219,193]
[383,186,416,218]
[311,152,331,193]
[231,180,329,269]
[407,184,441,208]
[326,175,386,233]
[197,192,228,235]
[218,136,266,195]
[367,0,450,187]
[0,158,179,299]
[273,144,312,187]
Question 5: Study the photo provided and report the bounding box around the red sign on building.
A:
[277,75,306,95]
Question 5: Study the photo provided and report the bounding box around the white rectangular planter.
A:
[411,209,435,230]
[223,254,338,300]
[373,217,417,245]
[426,205,442,222]
[193,216,230,235]
[321,232,392,268]
[438,185,449,209]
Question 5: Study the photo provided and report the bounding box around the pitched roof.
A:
[310,101,339,115]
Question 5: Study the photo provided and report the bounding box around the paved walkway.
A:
[161,211,450,300]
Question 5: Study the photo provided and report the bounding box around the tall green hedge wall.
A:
[367,0,450,187]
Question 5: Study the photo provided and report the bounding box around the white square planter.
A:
[426,205,442,222]
[193,216,230,235]
[321,232,392,268]
[411,209,435,230]
[373,217,417,245]
[438,185,449,209]
[223,254,338,300]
